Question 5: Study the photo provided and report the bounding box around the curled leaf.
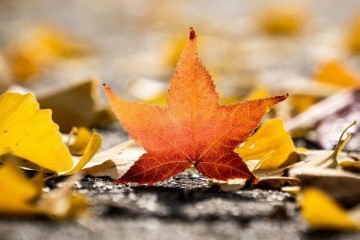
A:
[63,132,102,176]
[68,127,93,156]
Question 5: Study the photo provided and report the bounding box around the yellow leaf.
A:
[0,92,73,172]
[0,160,40,214]
[26,27,88,58]
[38,79,114,132]
[235,117,298,169]
[163,34,204,68]
[164,35,188,68]
[339,160,360,173]
[0,159,89,219]
[290,94,318,115]
[0,160,89,219]
[68,127,93,156]
[127,78,168,106]
[244,87,269,101]
[7,52,39,83]
[218,87,269,106]
[64,132,102,175]
[346,14,360,54]
[315,60,358,88]
[6,27,88,82]
[301,188,359,230]
[259,4,306,35]
[38,175,89,220]
[147,93,168,106]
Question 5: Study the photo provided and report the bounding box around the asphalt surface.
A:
[1,173,360,240]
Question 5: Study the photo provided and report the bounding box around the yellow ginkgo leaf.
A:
[301,188,359,230]
[68,127,93,156]
[244,87,269,101]
[235,118,298,170]
[127,78,168,106]
[0,92,73,172]
[346,14,360,54]
[0,160,89,219]
[147,93,168,106]
[64,132,102,176]
[25,27,88,58]
[38,79,114,132]
[219,87,269,106]
[164,35,188,68]
[290,94,318,115]
[315,60,358,88]
[0,159,40,214]
[6,27,89,82]
[38,175,89,220]
[259,4,306,35]
[163,33,204,69]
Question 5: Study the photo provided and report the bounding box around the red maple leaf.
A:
[104,28,287,185]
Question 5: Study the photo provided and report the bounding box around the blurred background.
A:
[1,0,360,150]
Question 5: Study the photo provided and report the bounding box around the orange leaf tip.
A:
[189,27,196,41]
[103,83,111,93]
